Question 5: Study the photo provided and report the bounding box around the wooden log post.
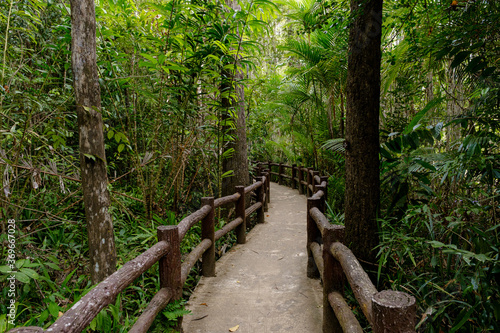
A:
[278,162,284,185]
[307,197,321,278]
[307,168,314,197]
[256,164,262,176]
[313,171,320,190]
[372,290,417,333]
[268,160,272,181]
[315,183,327,213]
[298,166,304,195]
[292,164,297,189]
[235,186,246,244]
[320,176,329,201]
[256,177,265,224]
[201,197,215,277]
[262,172,269,212]
[322,225,345,333]
[264,169,271,204]
[157,225,183,331]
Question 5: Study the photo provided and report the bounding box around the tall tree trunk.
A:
[327,91,335,139]
[221,0,249,197]
[446,61,462,147]
[70,0,116,284]
[221,72,249,197]
[340,89,345,138]
[344,0,383,263]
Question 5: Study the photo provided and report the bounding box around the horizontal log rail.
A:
[181,238,213,284]
[330,242,378,323]
[214,192,240,208]
[254,161,417,333]
[18,241,171,333]
[10,173,270,333]
[244,180,263,194]
[214,217,243,241]
[178,204,212,240]
[129,288,172,333]
[328,292,363,333]
[310,241,324,281]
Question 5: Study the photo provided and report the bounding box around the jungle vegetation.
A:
[1,0,499,332]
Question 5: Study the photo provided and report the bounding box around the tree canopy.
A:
[1,0,499,331]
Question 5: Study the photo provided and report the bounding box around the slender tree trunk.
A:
[221,0,249,196]
[446,61,462,146]
[221,65,249,194]
[70,0,117,284]
[344,0,383,263]
[340,89,345,138]
[327,91,335,139]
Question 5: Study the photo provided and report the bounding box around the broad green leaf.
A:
[15,259,28,269]
[414,159,436,171]
[0,266,12,274]
[20,268,39,280]
[44,262,61,271]
[451,51,471,68]
[14,271,30,283]
[403,98,444,134]
[139,53,157,64]
[48,301,60,318]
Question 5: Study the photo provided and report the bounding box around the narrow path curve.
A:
[182,182,323,332]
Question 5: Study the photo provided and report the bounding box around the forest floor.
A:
[182,182,323,332]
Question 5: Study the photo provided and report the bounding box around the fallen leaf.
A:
[200,303,208,306]
[229,325,239,332]
[58,311,64,318]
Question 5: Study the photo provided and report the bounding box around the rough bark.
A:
[70,0,116,283]
[372,290,417,333]
[221,72,249,196]
[221,0,249,197]
[446,61,462,146]
[344,0,383,263]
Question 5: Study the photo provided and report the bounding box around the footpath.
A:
[182,182,323,333]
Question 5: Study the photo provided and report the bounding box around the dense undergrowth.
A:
[1,0,499,332]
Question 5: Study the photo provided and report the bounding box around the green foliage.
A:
[377,201,500,332]
[1,0,499,332]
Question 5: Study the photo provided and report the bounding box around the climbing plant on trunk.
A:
[344,0,383,263]
[221,0,250,197]
[70,0,116,284]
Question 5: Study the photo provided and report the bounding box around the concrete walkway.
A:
[183,183,323,333]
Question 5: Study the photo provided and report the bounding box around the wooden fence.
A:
[8,173,270,333]
[255,161,417,333]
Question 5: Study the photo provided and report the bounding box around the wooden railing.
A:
[255,161,417,333]
[8,172,270,333]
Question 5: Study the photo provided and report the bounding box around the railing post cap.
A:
[372,290,416,308]
[324,224,345,232]
[157,225,178,231]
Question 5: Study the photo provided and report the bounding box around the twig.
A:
[111,190,143,203]
[0,161,81,182]
[19,221,79,239]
